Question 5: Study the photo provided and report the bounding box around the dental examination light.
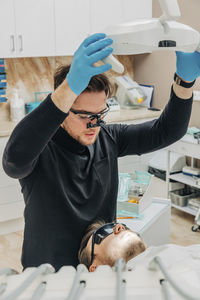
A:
[104,0,200,73]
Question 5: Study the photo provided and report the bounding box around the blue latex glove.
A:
[67,33,113,95]
[176,51,200,82]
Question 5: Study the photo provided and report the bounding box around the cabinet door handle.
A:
[18,35,23,51]
[10,35,15,52]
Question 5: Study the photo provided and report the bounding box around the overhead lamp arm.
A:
[159,0,181,24]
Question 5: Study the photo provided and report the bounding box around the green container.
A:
[117,173,131,202]
[134,171,151,185]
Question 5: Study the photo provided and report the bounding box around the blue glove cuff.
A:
[66,74,81,96]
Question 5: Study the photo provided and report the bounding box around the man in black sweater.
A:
[2,33,200,271]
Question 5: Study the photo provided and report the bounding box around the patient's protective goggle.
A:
[90,222,129,266]
[70,104,110,128]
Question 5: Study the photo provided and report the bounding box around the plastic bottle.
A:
[10,89,25,122]
[127,86,146,106]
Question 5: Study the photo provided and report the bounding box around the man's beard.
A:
[106,239,146,266]
[66,127,99,146]
[77,134,98,146]
[121,239,146,261]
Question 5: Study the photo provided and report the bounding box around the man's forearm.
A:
[173,82,193,100]
[51,78,77,113]
[3,93,69,179]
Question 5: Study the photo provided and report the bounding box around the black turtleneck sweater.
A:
[2,86,192,271]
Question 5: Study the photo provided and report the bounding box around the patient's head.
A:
[78,220,146,272]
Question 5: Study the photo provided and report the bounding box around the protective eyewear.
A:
[70,104,110,123]
[90,222,129,266]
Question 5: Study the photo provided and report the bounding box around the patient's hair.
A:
[54,64,112,97]
[78,219,106,269]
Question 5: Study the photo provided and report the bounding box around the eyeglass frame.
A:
[90,222,130,266]
[69,103,110,122]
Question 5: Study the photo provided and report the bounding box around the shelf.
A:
[167,138,200,159]
[169,173,200,189]
[167,138,200,218]
[171,203,197,216]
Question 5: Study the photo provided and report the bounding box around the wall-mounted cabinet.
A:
[0,0,152,57]
[90,0,122,34]
[14,0,55,57]
[121,0,152,23]
[90,0,152,34]
[0,0,16,58]
[55,0,90,56]
[0,0,55,58]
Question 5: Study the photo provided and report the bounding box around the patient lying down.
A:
[78,220,146,272]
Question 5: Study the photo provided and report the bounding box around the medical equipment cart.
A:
[166,134,200,231]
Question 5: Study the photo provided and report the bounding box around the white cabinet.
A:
[0,0,16,58]
[90,0,152,34]
[0,0,152,57]
[55,0,90,56]
[122,0,152,22]
[90,0,122,34]
[14,0,55,57]
[0,0,55,58]
[124,199,170,246]
[54,0,152,55]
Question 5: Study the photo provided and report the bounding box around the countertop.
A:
[0,108,161,137]
[105,107,161,124]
